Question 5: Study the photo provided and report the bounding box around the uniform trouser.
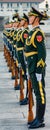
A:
[17,50,27,80]
[30,71,46,122]
[17,50,28,98]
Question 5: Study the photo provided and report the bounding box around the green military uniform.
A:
[25,26,46,97]
[13,16,22,67]
[20,27,29,104]
[3,28,12,54]
[25,7,48,128]
[13,30,18,61]
[9,29,14,56]
[19,27,29,78]
[16,28,26,76]
[16,14,29,80]
[16,14,29,105]
[25,26,46,128]
[16,28,28,79]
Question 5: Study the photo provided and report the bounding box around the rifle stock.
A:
[19,66,24,101]
[28,77,34,123]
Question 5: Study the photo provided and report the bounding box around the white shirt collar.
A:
[28,25,39,31]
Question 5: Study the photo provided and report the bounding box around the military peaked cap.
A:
[28,7,48,20]
[22,13,29,23]
[12,12,19,20]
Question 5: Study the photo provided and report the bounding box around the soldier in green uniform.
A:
[16,13,29,105]
[17,13,29,79]
[25,7,48,128]
[13,17,21,89]
[19,13,29,105]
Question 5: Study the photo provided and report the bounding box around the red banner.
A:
[0,0,44,3]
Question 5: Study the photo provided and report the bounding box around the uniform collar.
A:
[28,25,32,31]
[28,25,40,31]
[32,25,40,31]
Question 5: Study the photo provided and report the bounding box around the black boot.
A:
[20,97,28,105]
[28,118,45,129]
[28,103,46,129]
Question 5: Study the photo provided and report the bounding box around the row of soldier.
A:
[3,7,48,129]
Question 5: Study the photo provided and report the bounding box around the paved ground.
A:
[0,31,4,51]
[0,49,50,130]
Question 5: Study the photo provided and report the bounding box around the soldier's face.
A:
[12,22,19,27]
[20,20,25,27]
[29,15,35,24]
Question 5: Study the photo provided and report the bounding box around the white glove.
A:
[36,73,42,81]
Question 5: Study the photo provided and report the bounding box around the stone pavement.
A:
[0,32,4,51]
[0,50,50,130]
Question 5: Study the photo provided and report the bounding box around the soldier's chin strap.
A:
[32,16,37,25]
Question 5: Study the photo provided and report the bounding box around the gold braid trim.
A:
[29,12,38,16]
[13,36,17,40]
[24,51,38,57]
[16,47,24,51]
[38,81,45,104]
[17,29,22,42]
[30,29,45,48]
[37,58,45,67]
[20,29,29,43]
